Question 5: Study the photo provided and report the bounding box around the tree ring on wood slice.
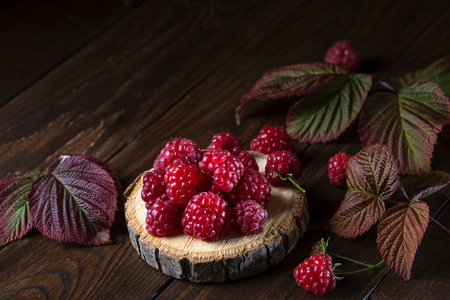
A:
[124,151,308,282]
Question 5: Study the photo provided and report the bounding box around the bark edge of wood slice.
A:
[124,151,308,282]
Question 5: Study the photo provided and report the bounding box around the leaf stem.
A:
[327,251,373,267]
[286,175,306,194]
[333,260,384,275]
[429,216,450,237]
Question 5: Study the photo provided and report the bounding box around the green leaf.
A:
[399,171,450,200]
[287,73,372,143]
[398,56,450,96]
[359,80,450,175]
[0,172,41,245]
[28,155,118,245]
[235,63,345,125]
[330,144,398,238]
[377,200,429,281]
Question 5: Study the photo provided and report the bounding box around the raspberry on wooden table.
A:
[214,156,245,192]
[324,40,361,72]
[141,170,166,206]
[198,149,231,173]
[250,126,295,154]
[294,254,337,296]
[328,152,352,188]
[164,163,204,207]
[146,199,182,237]
[265,151,302,185]
[233,200,268,235]
[228,168,271,208]
[181,192,231,241]
[207,132,243,156]
[237,150,259,171]
[153,138,202,172]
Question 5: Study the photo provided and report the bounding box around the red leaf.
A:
[330,144,398,238]
[235,63,345,125]
[0,172,41,245]
[28,155,118,245]
[377,200,429,281]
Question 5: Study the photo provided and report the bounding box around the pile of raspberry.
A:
[141,126,302,241]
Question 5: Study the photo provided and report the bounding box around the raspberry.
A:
[324,41,361,73]
[228,168,271,208]
[198,150,231,173]
[294,254,336,296]
[196,170,221,194]
[153,138,202,172]
[214,156,245,192]
[265,151,302,185]
[207,132,243,156]
[328,152,352,188]
[146,199,182,237]
[181,192,231,241]
[141,170,166,206]
[250,126,295,154]
[145,194,168,210]
[238,150,259,171]
[164,164,204,207]
[233,200,267,235]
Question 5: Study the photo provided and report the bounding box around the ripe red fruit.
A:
[146,199,182,237]
[324,41,361,73]
[141,170,166,206]
[207,132,243,156]
[214,156,245,192]
[233,200,267,235]
[265,151,302,185]
[328,152,352,188]
[153,138,202,172]
[198,149,231,173]
[237,150,259,171]
[181,192,231,241]
[164,163,204,207]
[294,254,337,296]
[250,126,295,154]
[228,168,271,208]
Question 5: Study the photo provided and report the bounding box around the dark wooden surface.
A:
[0,0,449,299]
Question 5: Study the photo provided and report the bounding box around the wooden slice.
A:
[124,151,308,282]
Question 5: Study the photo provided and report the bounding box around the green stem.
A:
[334,260,384,275]
[287,175,306,194]
[327,251,373,267]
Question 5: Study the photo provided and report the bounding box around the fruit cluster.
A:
[141,126,302,241]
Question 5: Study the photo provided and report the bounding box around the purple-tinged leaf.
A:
[399,171,450,201]
[359,80,450,175]
[287,73,372,143]
[398,56,450,96]
[28,155,118,245]
[235,63,345,125]
[330,144,398,238]
[0,172,41,245]
[377,200,429,281]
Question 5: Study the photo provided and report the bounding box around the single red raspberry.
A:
[146,199,182,237]
[145,194,168,210]
[207,132,243,156]
[153,138,202,172]
[324,41,361,73]
[265,151,302,185]
[294,254,336,296]
[214,156,244,192]
[164,164,204,207]
[328,152,352,188]
[237,150,259,171]
[228,169,271,208]
[250,126,295,154]
[141,170,166,206]
[198,150,231,173]
[181,192,231,241]
[233,200,267,235]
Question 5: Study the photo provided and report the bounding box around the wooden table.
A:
[1,1,449,299]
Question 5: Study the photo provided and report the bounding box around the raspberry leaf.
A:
[359,79,450,175]
[287,73,372,143]
[377,200,429,281]
[0,172,41,245]
[397,56,450,96]
[399,171,450,201]
[330,144,398,238]
[235,63,345,125]
[28,155,118,245]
